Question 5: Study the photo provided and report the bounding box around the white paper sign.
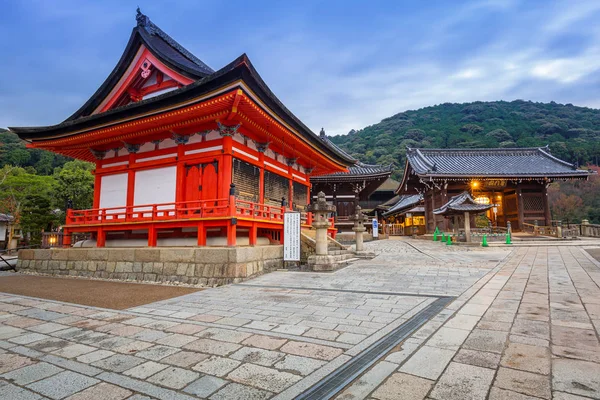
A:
[372,218,379,238]
[284,212,301,261]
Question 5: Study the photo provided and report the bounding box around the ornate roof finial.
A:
[319,128,326,138]
[136,7,150,28]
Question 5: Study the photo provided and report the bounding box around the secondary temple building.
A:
[310,135,393,232]
[396,147,590,233]
[9,10,355,250]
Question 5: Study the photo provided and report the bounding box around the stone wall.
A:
[17,246,283,287]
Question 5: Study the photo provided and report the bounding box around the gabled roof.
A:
[433,191,493,215]
[405,146,589,179]
[67,9,213,121]
[8,11,355,170]
[0,214,13,223]
[383,194,423,217]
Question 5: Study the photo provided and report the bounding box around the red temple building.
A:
[10,10,354,248]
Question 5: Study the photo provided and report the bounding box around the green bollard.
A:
[481,234,488,247]
[446,234,452,245]
[433,227,440,241]
[505,232,512,245]
[441,233,446,242]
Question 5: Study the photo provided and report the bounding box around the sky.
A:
[1,0,600,136]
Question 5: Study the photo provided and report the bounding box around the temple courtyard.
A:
[0,239,599,399]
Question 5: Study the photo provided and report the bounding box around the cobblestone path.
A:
[0,240,597,399]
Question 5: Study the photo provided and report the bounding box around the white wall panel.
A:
[99,173,128,209]
[134,166,176,207]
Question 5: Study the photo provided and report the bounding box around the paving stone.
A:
[426,326,471,350]
[75,349,114,364]
[98,371,197,400]
[274,354,326,376]
[371,372,434,400]
[91,354,145,372]
[340,361,399,399]
[129,329,170,342]
[166,323,207,335]
[303,328,339,341]
[500,342,550,375]
[210,382,272,400]
[2,362,63,385]
[52,343,97,359]
[196,328,252,343]
[113,340,154,354]
[454,349,501,369]
[552,358,600,398]
[0,353,36,374]
[26,370,99,399]
[40,354,103,376]
[463,329,509,354]
[0,381,42,400]
[183,375,227,397]
[280,341,343,361]
[494,367,551,399]
[135,345,180,360]
[489,387,543,399]
[162,350,210,367]
[8,332,49,345]
[272,324,308,336]
[28,322,69,334]
[384,340,420,364]
[399,346,456,380]
[230,346,285,366]
[242,335,287,350]
[430,362,495,400]
[227,363,302,392]
[443,314,480,331]
[184,338,241,356]
[512,318,550,339]
[146,366,200,389]
[193,355,241,377]
[509,334,549,348]
[244,321,279,331]
[156,333,198,347]
[124,361,168,379]
[65,382,132,400]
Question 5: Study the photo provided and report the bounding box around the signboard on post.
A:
[372,218,379,238]
[284,212,301,261]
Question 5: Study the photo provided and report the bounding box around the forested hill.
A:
[329,100,600,180]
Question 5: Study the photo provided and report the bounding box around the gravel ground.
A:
[0,275,201,309]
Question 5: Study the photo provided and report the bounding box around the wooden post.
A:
[516,186,525,231]
[542,185,551,226]
[220,135,234,199]
[97,228,106,247]
[453,215,459,235]
[249,223,257,246]
[197,222,206,246]
[258,153,265,204]
[227,221,236,246]
[464,211,471,242]
[93,172,101,209]
[148,225,157,247]
[62,228,72,247]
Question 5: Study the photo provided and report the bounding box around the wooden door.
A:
[185,161,219,205]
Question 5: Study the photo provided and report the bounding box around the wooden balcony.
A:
[63,197,337,247]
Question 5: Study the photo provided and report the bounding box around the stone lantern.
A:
[349,205,375,258]
[307,191,336,256]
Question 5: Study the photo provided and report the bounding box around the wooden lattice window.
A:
[233,159,259,202]
[265,170,289,206]
[523,195,544,211]
[293,181,308,209]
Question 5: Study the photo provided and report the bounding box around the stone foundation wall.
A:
[17,246,283,287]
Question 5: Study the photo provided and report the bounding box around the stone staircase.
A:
[300,229,359,271]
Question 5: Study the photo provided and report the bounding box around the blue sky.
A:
[2,0,600,135]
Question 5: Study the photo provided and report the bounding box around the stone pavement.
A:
[0,240,597,399]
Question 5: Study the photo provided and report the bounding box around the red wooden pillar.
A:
[227,221,237,246]
[258,152,265,204]
[197,222,206,246]
[249,223,257,246]
[220,135,233,199]
[287,165,293,210]
[93,169,101,209]
[148,225,157,247]
[97,228,106,247]
[62,228,72,247]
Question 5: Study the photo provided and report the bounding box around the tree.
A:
[20,194,57,246]
[52,160,94,222]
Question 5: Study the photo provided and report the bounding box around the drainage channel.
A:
[295,296,454,400]
[235,283,445,298]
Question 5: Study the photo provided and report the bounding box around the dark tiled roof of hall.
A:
[406,146,590,177]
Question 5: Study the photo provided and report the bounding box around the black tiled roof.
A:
[8,12,355,169]
[433,191,493,215]
[383,194,423,217]
[406,147,589,178]
[0,214,13,222]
